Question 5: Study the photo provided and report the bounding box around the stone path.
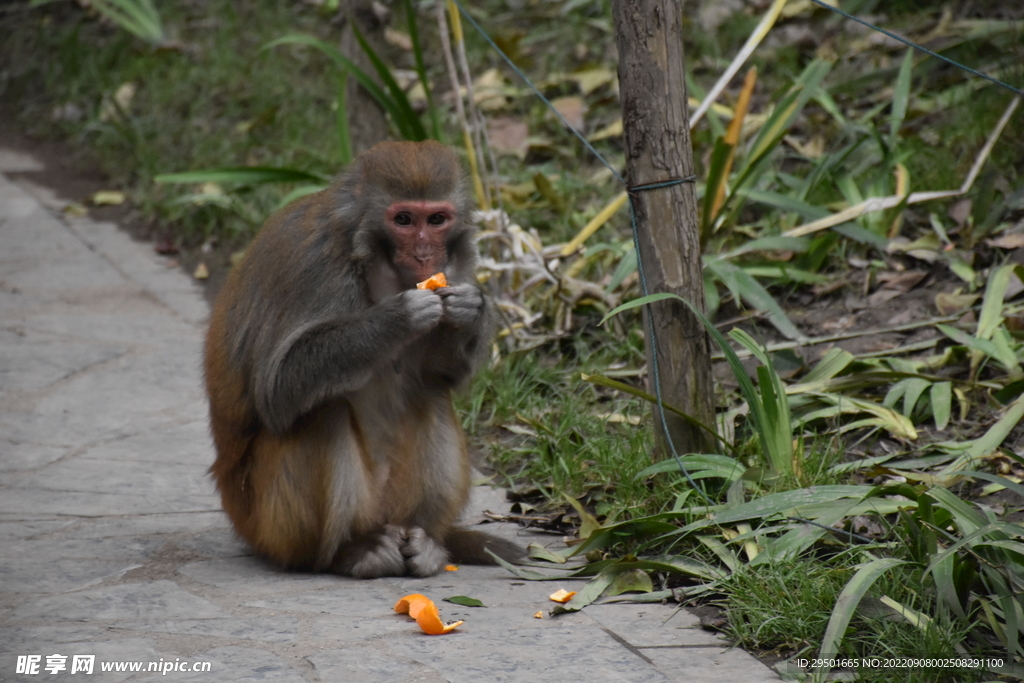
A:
[0,146,779,682]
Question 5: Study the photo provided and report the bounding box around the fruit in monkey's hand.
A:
[416,272,448,291]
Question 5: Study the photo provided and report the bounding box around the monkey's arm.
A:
[255,289,443,433]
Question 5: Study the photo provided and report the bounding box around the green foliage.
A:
[31,0,165,45]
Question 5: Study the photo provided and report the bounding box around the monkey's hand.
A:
[438,283,484,328]
[401,288,444,334]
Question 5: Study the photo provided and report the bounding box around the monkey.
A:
[204,140,521,578]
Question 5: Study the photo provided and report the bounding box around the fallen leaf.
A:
[935,292,978,315]
[100,82,136,121]
[866,288,902,307]
[193,262,210,280]
[783,134,825,159]
[588,118,622,141]
[604,568,654,596]
[986,233,1024,250]
[63,202,88,217]
[949,198,972,228]
[443,596,483,607]
[1007,272,1024,300]
[487,117,529,157]
[384,28,413,51]
[570,67,615,95]
[596,412,641,425]
[548,588,577,604]
[875,270,927,293]
[91,190,126,206]
[472,68,511,111]
[551,96,587,133]
[527,543,567,564]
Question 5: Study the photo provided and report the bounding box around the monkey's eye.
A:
[428,213,448,226]
[394,213,413,226]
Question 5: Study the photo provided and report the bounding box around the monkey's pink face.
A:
[386,200,457,285]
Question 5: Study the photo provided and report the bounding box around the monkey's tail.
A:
[444,527,525,565]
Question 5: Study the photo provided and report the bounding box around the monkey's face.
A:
[385,200,457,286]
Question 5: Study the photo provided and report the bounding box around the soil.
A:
[0,114,232,304]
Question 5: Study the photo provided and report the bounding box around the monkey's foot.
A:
[333,525,407,578]
[401,526,449,577]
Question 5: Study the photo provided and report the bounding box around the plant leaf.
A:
[816,558,908,672]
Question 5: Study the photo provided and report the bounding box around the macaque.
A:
[205,140,520,578]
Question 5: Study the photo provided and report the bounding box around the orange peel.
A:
[444,564,459,571]
[394,593,432,619]
[415,601,463,635]
[548,588,577,604]
[416,272,448,290]
[394,594,463,635]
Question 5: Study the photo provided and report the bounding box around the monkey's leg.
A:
[244,434,328,569]
[396,403,472,576]
[314,402,412,578]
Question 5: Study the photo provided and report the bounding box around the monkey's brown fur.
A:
[205,141,520,578]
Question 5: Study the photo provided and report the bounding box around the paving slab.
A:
[0,147,780,682]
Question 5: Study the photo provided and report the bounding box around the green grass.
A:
[458,329,687,519]
[2,1,353,242]
[722,556,984,683]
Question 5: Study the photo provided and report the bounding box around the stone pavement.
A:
[0,145,780,683]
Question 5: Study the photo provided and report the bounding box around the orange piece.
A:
[394,593,432,619]
[548,588,577,604]
[444,564,459,571]
[533,611,544,619]
[415,601,463,635]
[416,272,448,290]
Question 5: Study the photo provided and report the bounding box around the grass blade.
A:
[264,35,411,139]
[350,23,428,140]
[815,557,907,678]
[890,48,914,146]
[155,167,329,185]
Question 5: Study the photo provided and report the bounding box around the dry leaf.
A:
[551,96,587,133]
[487,117,529,157]
[91,190,126,206]
[589,119,622,141]
[986,233,1024,250]
[384,28,413,51]
[597,412,642,425]
[866,288,902,307]
[472,68,511,111]
[100,82,137,122]
[570,67,615,95]
[875,270,927,293]
[949,198,972,228]
[935,292,979,315]
[193,262,210,280]
[63,202,88,217]
[783,134,825,159]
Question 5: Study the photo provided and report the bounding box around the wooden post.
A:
[612,0,715,455]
